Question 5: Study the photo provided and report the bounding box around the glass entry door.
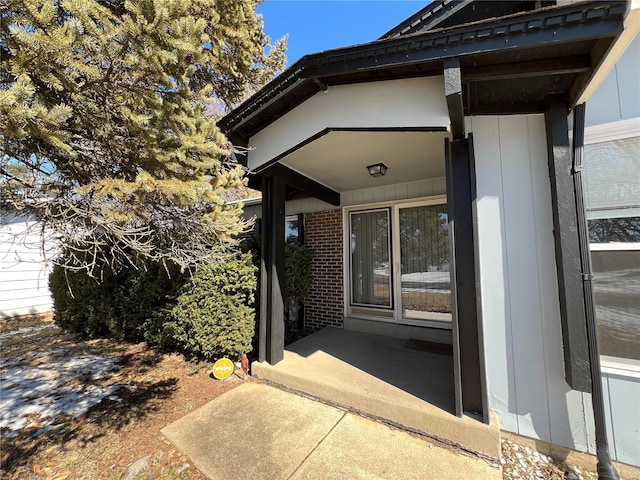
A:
[395,203,452,324]
[350,209,392,308]
[347,199,452,327]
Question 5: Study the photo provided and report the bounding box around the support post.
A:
[444,58,465,140]
[259,174,286,364]
[445,136,486,420]
[544,97,591,392]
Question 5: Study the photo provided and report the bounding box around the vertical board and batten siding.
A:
[0,216,54,318]
[584,35,640,127]
[470,115,598,454]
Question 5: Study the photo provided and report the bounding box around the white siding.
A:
[471,115,598,454]
[247,77,449,171]
[0,216,55,318]
[586,34,640,127]
[602,369,640,465]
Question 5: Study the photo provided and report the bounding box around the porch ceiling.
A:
[278,130,450,193]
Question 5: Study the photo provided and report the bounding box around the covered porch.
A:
[252,327,500,460]
[218,0,633,463]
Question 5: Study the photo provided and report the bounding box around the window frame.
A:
[584,118,640,375]
[348,207,394,310]
[343,194,450,327]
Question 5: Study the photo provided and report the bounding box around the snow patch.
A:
[0,349,125,436]
[0,323,58,341]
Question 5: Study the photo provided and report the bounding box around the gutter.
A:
[571,103,620,480]
[226,196,262,207]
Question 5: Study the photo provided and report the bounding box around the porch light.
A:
[366,162,388,177]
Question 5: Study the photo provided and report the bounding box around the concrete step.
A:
[252,327,501,461]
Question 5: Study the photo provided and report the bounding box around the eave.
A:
[219,1,628,144]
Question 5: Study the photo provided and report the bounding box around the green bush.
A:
[164,252,257,359]
[49,250,258,360]
[49,258,185,342]
[284,240,314,310]
[241,235,314,341]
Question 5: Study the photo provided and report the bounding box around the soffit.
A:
[278,130,450,193]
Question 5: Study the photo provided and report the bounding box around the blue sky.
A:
[257,1,428,66]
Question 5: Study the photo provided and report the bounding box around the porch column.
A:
[259,174,286,365]
[445,135,487,420]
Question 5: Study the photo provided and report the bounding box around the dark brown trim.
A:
[444,58,465,140]
[468,102,546,116]
[544,97,591,393]
[568,37,617,107]
[311,77,328,92]
[259,175,286,365]
[468,133,489,424]
[380,0,472,39]
[462,56,591,83]
[262,163,340,207]
[446,138,463,418]
[445,137,485,419]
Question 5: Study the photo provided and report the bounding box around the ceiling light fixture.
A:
[366,162,388,177]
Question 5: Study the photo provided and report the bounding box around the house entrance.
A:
[347,196,452,329]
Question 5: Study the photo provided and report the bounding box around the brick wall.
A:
[304,209,344,329]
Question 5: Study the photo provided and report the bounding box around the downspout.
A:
[571,103,620,480]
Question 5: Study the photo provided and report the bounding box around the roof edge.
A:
[219,1,627,138]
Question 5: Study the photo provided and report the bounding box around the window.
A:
[584,132,640,368]
[349,209,392,308]
[285,214,303,244]
[346,196,451,326]
[398,204,451,320]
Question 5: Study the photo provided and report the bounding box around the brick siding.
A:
[304,209,344,329]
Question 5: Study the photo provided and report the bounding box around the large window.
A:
[347,198,451,326]
[584,133,640,367]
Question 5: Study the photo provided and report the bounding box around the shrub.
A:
[284,240,314,310]
[164,251,257,359]
[241,235,314,341]
[49,258,185,341]
[49,250,258,361]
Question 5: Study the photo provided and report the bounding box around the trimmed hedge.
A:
[49,251,257,360]
[164,252,257,359]
[49,260,184,342]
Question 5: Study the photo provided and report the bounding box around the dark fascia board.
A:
[380,0,473,39]
[219,1,626,137]
[260,163,340,206]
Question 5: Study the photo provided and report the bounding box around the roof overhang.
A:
[220,1,632,145]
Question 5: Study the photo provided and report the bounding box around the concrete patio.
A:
[251,327,500,460]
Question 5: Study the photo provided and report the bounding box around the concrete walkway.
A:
[162,382,502,480]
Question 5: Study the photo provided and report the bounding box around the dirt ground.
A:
[1,314,241,480]
[2,314,632,480]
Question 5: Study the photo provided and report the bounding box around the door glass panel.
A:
[399,204,451,320]
[350,210,391,307]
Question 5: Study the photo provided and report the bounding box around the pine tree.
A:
[0,0,285,273]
